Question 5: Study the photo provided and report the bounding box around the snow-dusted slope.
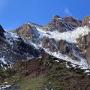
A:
[36,26,90,43]
[0,16,90,72]
[0,30,42,68]
[4,32,19,45]
[25,25,90,70]
[4,20,90,70]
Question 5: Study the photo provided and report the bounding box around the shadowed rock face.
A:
[77,33,90,65]
[0,25,5,38]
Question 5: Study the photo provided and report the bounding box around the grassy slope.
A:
[19,75,47,90]
[16,58,90,90]
[1,55,90,90]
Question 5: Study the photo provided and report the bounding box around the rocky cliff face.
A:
[46,16,82,32]
[77,30,90,65]
[76,16,90,65]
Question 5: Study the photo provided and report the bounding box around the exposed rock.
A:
[64,16,82,27]
[16,24,33,39]
[82,16,90,27]
[77,33,90,65]
[47,16,82,32]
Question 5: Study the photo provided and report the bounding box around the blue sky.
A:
[0,0,90,30]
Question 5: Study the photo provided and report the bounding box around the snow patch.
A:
[36,27,48,38]
[4,32,19,45]
[43,48,89,70]
[47,26,90,43]
[0,57,7,64]
[0,85,11,89]
[89,21,90,24]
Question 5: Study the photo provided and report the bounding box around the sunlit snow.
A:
[0,57,7,64]
[36,26,90,43]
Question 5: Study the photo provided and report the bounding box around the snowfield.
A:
[36,26,90,43]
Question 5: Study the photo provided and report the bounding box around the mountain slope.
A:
[1,16,90,90]
[0,27,42,68]
[15,16,90,70]
[0,16,90,71]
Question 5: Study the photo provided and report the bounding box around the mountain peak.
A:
[53,15,62,20]
[47,16,82,32]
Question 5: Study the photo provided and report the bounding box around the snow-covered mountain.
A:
[0,16,90,71]
[0,25,42,68]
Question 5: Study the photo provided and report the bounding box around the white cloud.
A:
[64,8,72,16]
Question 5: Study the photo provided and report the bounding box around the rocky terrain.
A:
[0,16,90,90]
[15,16,90,70]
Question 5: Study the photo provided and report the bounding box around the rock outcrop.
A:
[82,16,90,27]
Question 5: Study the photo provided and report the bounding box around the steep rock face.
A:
[77,33,90,65]
[42,37,71,54]
[42,36,85,63]
[16,24,33,39]
[64,16,82,27]
[0,25,5,38]
[16,23,40,43]
[47,16,82,32]
[77,16,90,65]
